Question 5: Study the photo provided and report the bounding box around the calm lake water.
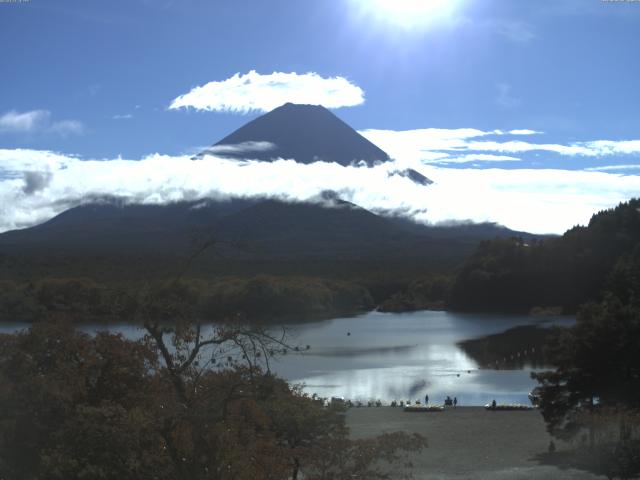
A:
[0,310,574,406]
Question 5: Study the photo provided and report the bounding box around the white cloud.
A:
[585,164,640,172]
[0,148,639,235]
[0,110,84,136]
[418,166,640,234]
[47,119,84,137]
[434,153,520,164]
[0,148,77,174]
[464,140,594,156]
[509,129,541,135]
[169,71,365,113]
[584,140,640,155]
[360,127,640,162]
[202,141,277,156]
[0,110,49,133]
[359,128,501,163]
[467,139,640,157]
[112,113,133,120]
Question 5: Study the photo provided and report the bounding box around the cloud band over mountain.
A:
[169,71,365,113]
[1,146,639,235]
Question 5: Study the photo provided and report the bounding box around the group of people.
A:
[424,394,458,407]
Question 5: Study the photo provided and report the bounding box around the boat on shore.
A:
[403,405,445,412]
[484,403,533,411]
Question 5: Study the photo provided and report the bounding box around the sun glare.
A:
[351,0,463,31]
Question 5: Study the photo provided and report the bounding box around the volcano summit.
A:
[198,102,391,166]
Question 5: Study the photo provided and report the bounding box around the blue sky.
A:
[1,0,640,233]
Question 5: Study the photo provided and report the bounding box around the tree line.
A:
[0,275,375,324]
[514,200,640,479]
[0,271,460,324]
[448,199,640,313]
[532,244,640,478]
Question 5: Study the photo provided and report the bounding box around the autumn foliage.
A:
[0,320,425,479]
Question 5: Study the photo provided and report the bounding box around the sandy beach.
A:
[346,406,605,479]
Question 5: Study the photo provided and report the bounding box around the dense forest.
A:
[448,198,640,313]
[0,275,377,324]
[530,241,640,479]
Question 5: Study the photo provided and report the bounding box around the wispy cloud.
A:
[87,84,101,97]
[359,127,504,163]
[201,141,277,156]
[493,20,535,43]
[112,113,133,120]
[585,164,640,172]
[0,110,52,133]
[47,120,84,136]
[435,153,521,164]
[583,140,640,155]
[360,127,640,163]
[169,71,365,113]
[467,139,640,157]
[496,82,522,108]
[0,110,84,137]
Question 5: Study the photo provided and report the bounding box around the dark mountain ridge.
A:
[0,197,530,255]
[0,197,538,281]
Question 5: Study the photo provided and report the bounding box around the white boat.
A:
[484,403,533,411]
[403,405,444,412]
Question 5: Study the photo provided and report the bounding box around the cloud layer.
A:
[1,147,639,235]
[359,128,640,165]
[169,71,365,113]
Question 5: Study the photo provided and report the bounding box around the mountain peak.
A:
[279,102,323,109]
[199,102,390,166]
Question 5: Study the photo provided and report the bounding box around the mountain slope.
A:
[198,103,390,166]
[0,199,256,254]
[0,197,543,282]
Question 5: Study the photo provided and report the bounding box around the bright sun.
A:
[351,0,462,31]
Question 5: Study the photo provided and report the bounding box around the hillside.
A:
[0,197,533,280]
[448,198,640,313]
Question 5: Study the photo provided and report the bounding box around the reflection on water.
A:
[270,311,574,406]
[457,325,554,369]
[0,310,574,406]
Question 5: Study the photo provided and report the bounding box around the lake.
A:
[0,310,574,406]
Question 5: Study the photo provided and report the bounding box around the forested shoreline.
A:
[2,199,638,324]
[0,275,375,324]
[448,199,640,314]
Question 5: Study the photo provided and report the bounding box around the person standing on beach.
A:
[453,397,458,408]
[425,394,429,405]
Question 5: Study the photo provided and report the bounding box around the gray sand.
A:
[346,406,604,479]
